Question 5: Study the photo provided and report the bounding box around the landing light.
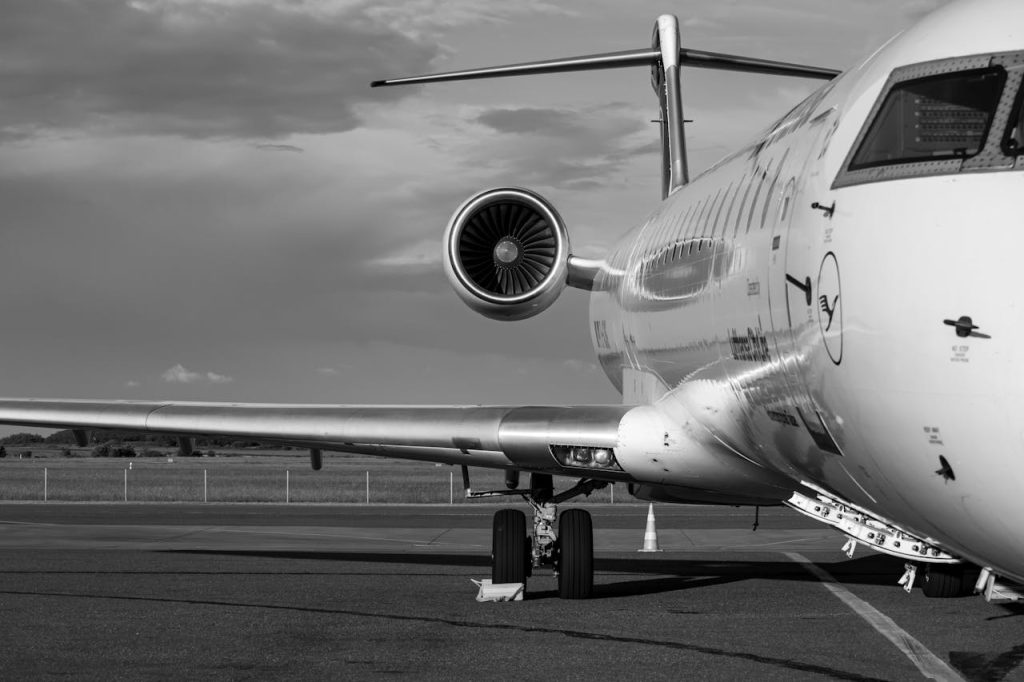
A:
[572,447,592,464]
[550,445,622,471]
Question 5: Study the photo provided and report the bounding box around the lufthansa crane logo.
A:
[817,252,842,365]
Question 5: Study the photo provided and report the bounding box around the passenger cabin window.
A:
[849,67,1005,170]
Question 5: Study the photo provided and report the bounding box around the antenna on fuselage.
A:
[371,16,839,201]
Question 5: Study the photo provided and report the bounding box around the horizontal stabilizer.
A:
[371,47,839,88]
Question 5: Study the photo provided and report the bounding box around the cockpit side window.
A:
[849,68,1005,170]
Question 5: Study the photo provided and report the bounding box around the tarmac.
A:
[0,503,1021,680]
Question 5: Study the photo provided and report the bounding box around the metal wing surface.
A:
[0,399,635,476]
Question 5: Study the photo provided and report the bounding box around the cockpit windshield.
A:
[833,52,1024,188]
[849,67,1006,170]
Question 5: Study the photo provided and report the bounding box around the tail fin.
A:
[373,15,838,198]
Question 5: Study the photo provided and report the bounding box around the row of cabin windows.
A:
[646,155,788,265]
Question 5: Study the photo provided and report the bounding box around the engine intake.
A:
[444,188,569,320]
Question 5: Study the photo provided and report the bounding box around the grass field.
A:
[0,446,621,504]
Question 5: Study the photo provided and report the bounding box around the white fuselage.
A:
[590,0,1024,581]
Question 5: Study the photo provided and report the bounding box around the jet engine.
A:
[443,188,570,321]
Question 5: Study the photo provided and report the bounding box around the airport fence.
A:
[0,452,619,504]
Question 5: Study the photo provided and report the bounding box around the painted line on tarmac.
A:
[786,552,963,681]
[721,538,826,549]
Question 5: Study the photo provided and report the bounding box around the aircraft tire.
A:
[492,508,528,585]
[921,563,968,598]
[557,509,593,599]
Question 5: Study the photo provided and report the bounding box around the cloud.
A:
[363,0,576,39]
[0,0,438,140]
[682,16,724,30]
[465,103,650,190]
[162,364,233,384]
[125,380,141,388]
[367,238,442,271]
[477,108,586,136]
[162,364,202,383]
[562,359,599,374]
[255,143,304,153]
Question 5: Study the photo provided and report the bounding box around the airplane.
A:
[2,0,1023,603]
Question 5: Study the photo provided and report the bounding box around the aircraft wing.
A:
[0,398,636,478]
[0,397,802,504]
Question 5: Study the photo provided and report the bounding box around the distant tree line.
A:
[0,430,294,458]
[0,432,46,446]
[0,429,276,448]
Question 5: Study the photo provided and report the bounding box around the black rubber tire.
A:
[492,509,528,585]
[557,509,594,599]
[921,564,969,598]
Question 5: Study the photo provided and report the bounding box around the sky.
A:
[0,0,951,413]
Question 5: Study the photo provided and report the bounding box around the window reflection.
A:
[850,68,1006,170]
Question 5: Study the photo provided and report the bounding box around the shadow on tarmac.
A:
[164,549,911,599]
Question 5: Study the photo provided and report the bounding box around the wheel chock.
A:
[471,579,524,602]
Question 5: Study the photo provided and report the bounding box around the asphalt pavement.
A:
[0,503,1021,680]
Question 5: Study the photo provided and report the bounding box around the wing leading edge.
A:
[0,398,634,477]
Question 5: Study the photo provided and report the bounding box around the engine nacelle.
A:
[443,188,569,321]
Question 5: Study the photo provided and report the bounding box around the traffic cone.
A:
[638,503,662,552]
